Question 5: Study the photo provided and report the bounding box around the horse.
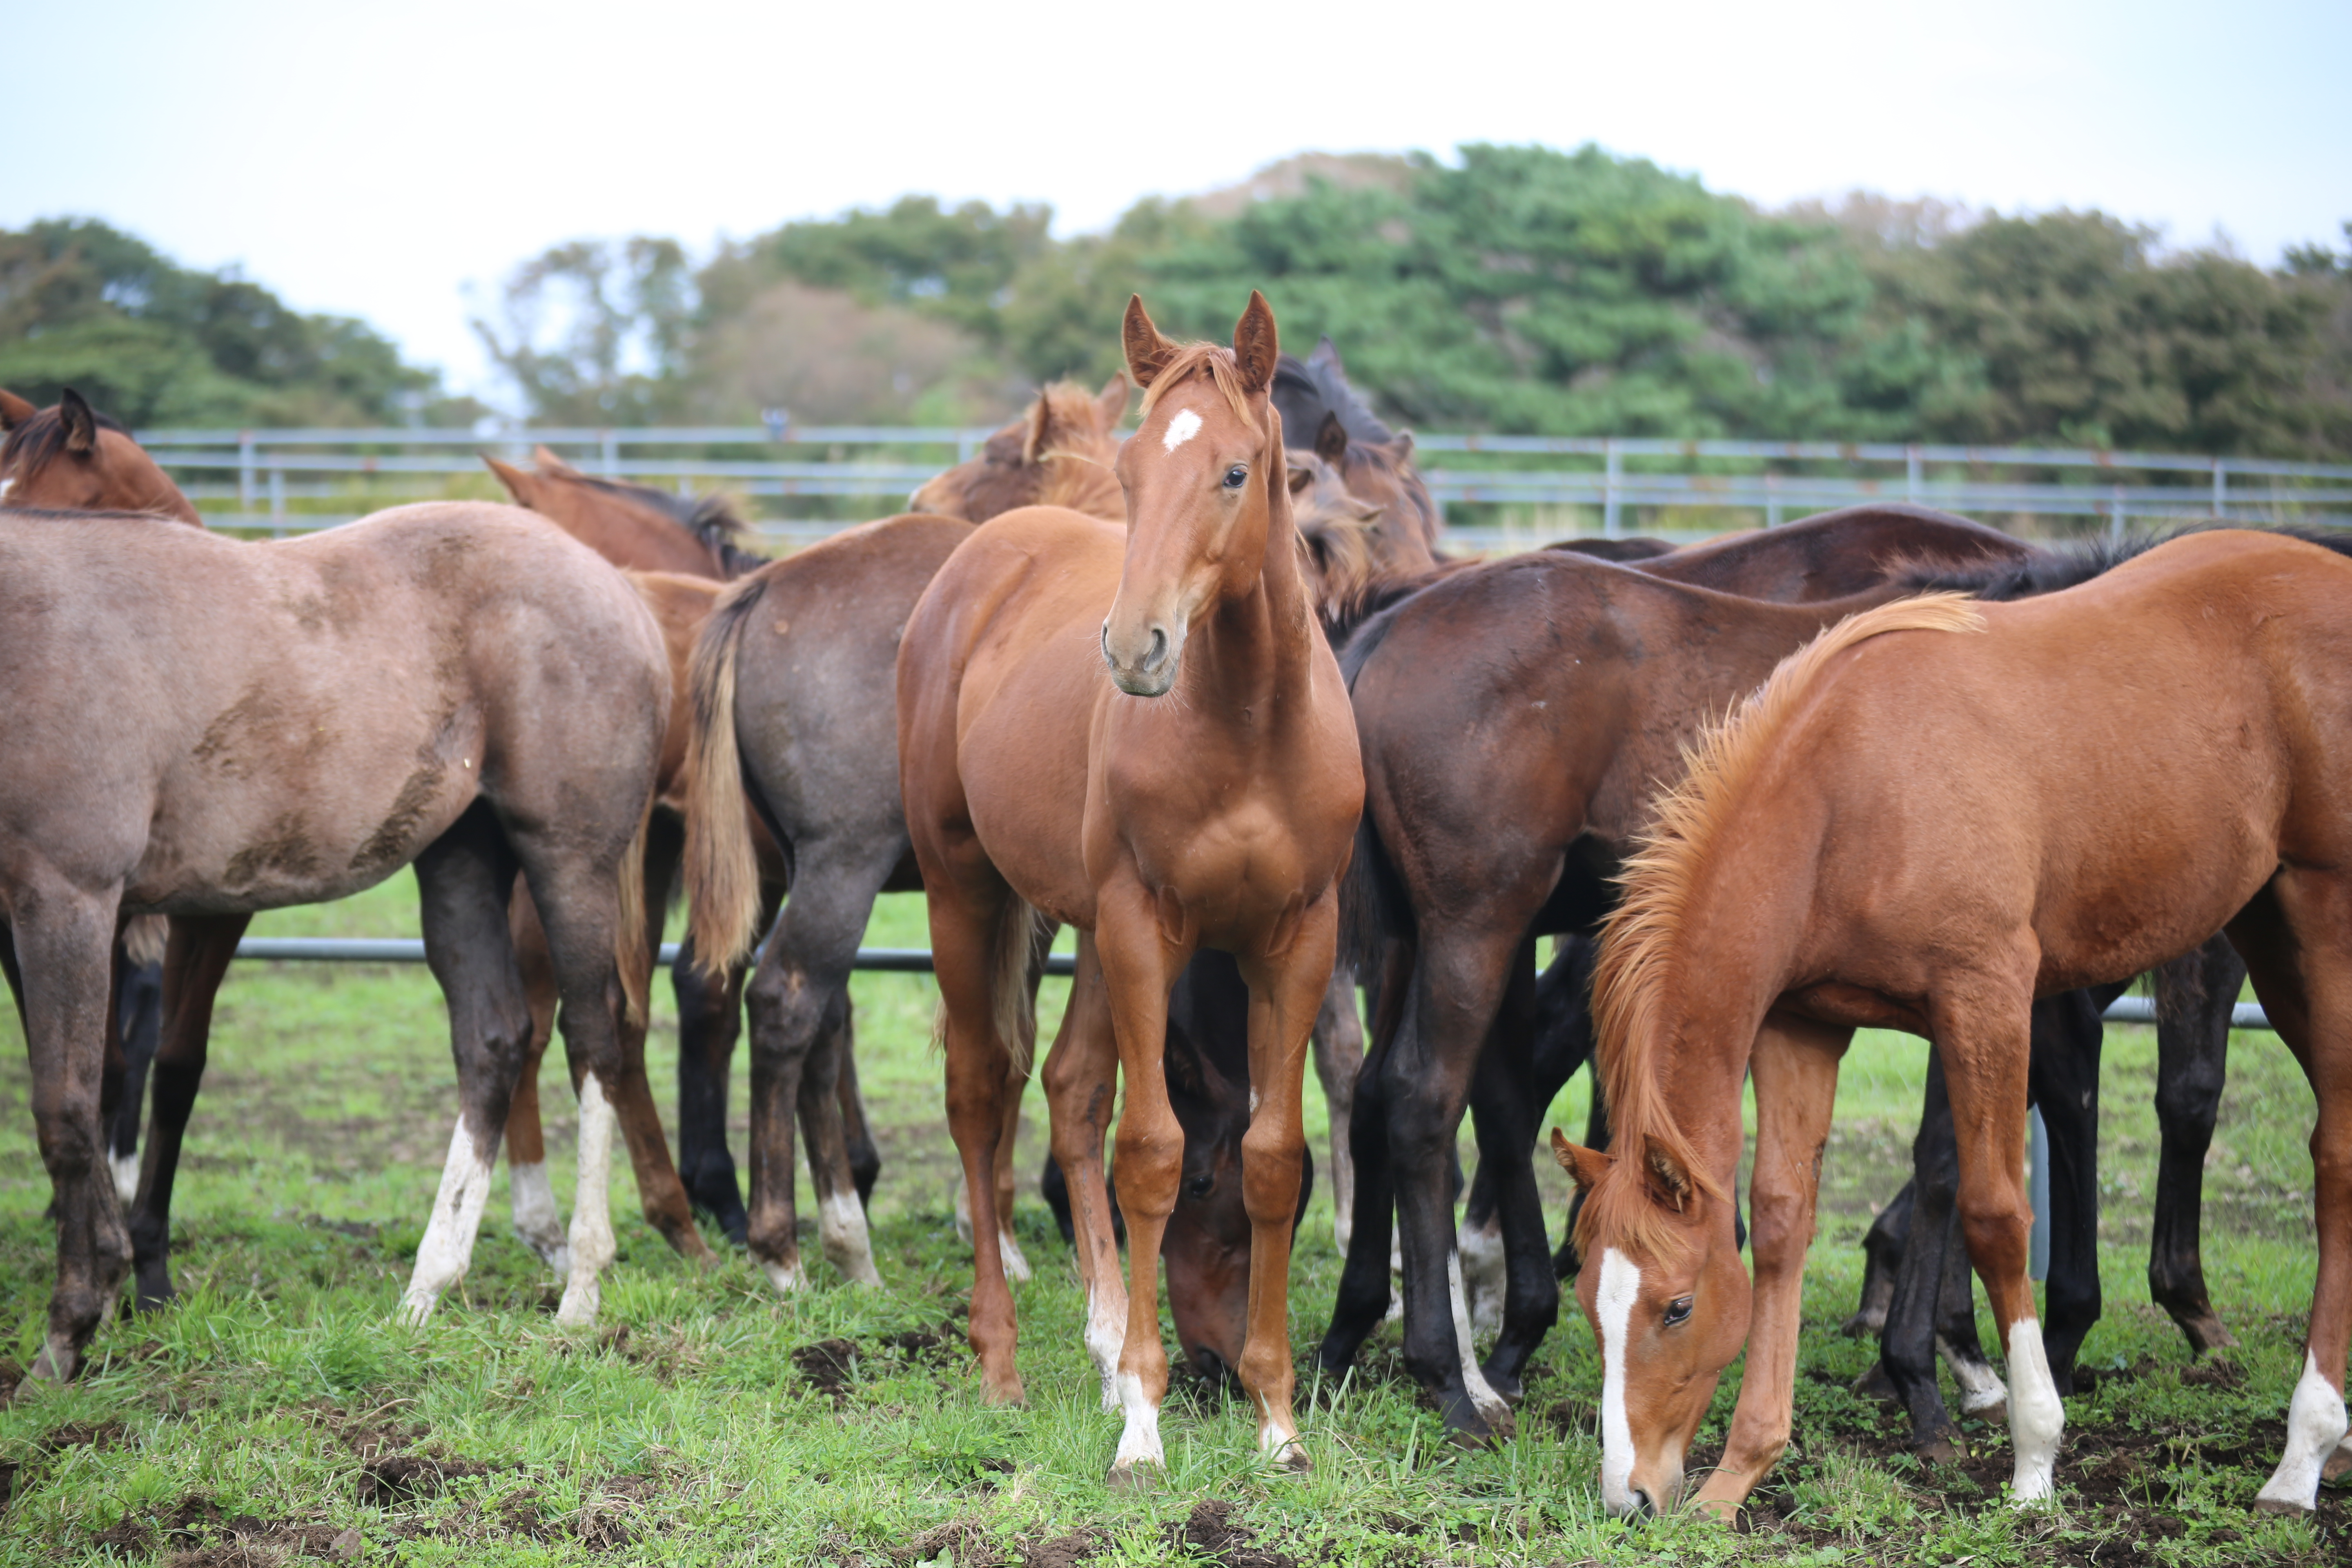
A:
[684,377,1135,1294]
[0,501,670,1377]
[1319,506,2034,1440]
[893,294,1361,1480]
[0,391,201,1203]
[485,447,767,579]
[1559,528,2352,1516]
[1270,338,1443,566]
[0,388,201,525]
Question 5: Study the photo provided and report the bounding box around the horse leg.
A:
[107,955,163,1205]
[1233,899,1336,1472]
[2030,989,2107,1391]
[13,880,131,1381]
[674,875,777,1244]
[1094,884,1189,1484]
[595,811,711,1264]
[836,1037,881,1207]
[1469,935,1559,1403]
[1843,1181,1912,1339]
[1319,943,1402,1372]
[1384,927,1515,1441]
[502,887,568,1272]
[2230,880,2352,1513]
[988,1051,1033,1282]
[127,913,247,1312]
[2149,933,2241,1355]
[742,844,892,1294]
[932,882,1028,1404]
[1312,962,1363,1254]
[1869,1047,1978,1454]
[1933,964,2061,1506]
[1693,1013,1848,1516]
[401,809,532,1324]
[794,987,882,1285]
[1040,935,1126,1406]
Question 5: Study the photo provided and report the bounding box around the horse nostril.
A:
[1146,626,1167,670]
[1629,1488,1657,1519]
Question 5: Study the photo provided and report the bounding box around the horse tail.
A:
[928,894,1051,1077]
[1339,802,1412,979]
[683,570,770,975]
[615,798,653,1031]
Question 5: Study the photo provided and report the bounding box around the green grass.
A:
[0,882,2343,1564]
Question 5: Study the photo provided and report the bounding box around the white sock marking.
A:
[555,1076,617,1326]
[1083,1282,1127,1410]
[110,1152,141,1208]
[1938,1333,2008,1416]
[762,1258,808,1294]
[1448,1247,1510,1427]
[2003,1316,2065,1504]
[953,1176,974,1246]
[818,1188,881,1286]
[401,1118,494,1325]
[1459,1216,1507,1337]
[1159,408,1202,452]
[1111,1369,1165,1472]
[1255,1392,1303,1466]
[999,1225,1031,1283]
[1595,1248,1642,1515]
[2258,1350,2349,1510]
[508,1159,569,1273]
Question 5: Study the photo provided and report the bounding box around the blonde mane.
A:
[1576,591,1987,1261]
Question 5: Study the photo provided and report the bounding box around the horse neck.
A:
[1188,478,1321,715]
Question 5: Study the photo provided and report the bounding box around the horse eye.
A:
[1222,465,1248,490]
[1185,1174,1214,1199]
[1662,1296,1693,1328]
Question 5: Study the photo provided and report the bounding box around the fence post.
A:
[2212,457,2227,518]
[600,430,619,477]
[1602,439,1622,539]
[1764,470,1781,528]
[2108,484,2126,545]
[268,466,287,535]
[238,432,256,514]
[1906,445,1923,505]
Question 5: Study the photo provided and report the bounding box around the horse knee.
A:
[1239,1125,1306,1227]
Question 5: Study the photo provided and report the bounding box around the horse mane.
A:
[1900,523,2352,601]
[1301,339,1397,444]
[561,470,764,577]
[1578,591,1988,1263]
[1034,450,1124,523]
[0,403,127,478]
[1137,343,1257,431]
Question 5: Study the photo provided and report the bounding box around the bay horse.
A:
[894,294,1361,1478]
[0,501,668,1377]
[1321,506,2033,1439]
[485,447,767,578]
[684,376,1134,1294]
[1561,528,2352,1516]
[1270,338,1443,566]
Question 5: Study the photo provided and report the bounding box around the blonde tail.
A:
[683,572,771,975]
[615,801,652,1032]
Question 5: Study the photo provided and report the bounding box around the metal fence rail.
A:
[232,938,2262,1030]
[136,423,2352,539]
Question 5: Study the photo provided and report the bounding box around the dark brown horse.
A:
[895,296,1361,1479]
[1270,339,1443,566]
[0,501,670,1377]
[1319,507,2031,1439]
[1564,529,2352,1515]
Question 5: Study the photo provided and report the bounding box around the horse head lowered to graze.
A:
[908,374,1129,523]
[486,447,767,578]
[1560,528,2352,1518]
[895,292,1361,1481]
[0,388,201,524]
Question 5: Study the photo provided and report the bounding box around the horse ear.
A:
[59,388,98,454]
[1644,1136,1695,1213]
[1314,411,1348,467]
[1123,296,1180,388]
[1388,430,1415,464]
[1095,371,1130,431]
[1231,291,1279,394]
[1309,335,1344,375]
[1551,1130,1613,1192]
[1287,459,1314,497]
[0,389,33,430]
[532,444,579,474]
[1022,388,1053,466]
[483,455,535,503]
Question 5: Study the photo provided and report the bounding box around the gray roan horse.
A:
[0,501,668,1378]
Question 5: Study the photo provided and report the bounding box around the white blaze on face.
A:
[1595,1247,1642,1514]
[2003,1316,2065,1503]
[1160,408,1203,453]
[2258,1350,2350,1510]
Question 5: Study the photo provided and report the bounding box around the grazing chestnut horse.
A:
[1562,529,2352,1516]
[895,295,1361,1479]
[0,502,667,1376]
[0,389,200,524]
[1321,506,2030,1440]
[686,377,1133,1294]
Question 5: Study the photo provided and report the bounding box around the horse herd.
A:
[2,293,2349,1519]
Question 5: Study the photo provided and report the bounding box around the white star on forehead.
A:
[1160,408,1203,452]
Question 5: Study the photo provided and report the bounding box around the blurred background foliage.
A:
[7,144,2348,455]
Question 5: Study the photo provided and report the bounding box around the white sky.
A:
[7,0,2346,405]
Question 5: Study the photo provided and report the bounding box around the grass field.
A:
[0,874,2345,1566]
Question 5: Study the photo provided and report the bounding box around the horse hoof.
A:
[980,1374,1026,1408]
[2323,1448,2352,1483]
[1850,1361,1899,1404]
[1839,1310,1886,1340]
[2252,1494,2314,1516]
[1106,1461,1162,1491]
[2181,1314,2239,1356]
[1912,1430,1966,1465]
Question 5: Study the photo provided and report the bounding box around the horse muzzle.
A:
[1101,619,1180,697]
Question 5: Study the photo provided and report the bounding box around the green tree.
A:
[473,236,694,425]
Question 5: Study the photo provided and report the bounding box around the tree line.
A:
[7,145,2349,457]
